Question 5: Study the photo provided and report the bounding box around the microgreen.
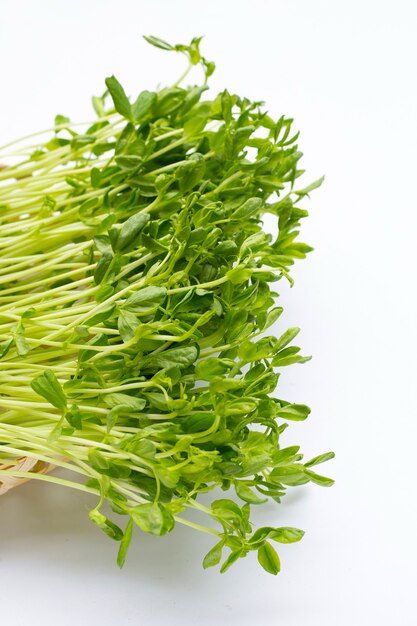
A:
[0,35,333,574]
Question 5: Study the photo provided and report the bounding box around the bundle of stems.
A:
[0,36,333,574]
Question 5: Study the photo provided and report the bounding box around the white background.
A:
[1,1,416,624]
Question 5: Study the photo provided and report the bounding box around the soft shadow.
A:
[0,472,214,585]
[0,469,310,596]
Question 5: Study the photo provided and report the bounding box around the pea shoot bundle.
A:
[0,36,333,574]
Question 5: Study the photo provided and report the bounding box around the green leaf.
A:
[117,518,134,568]
[273,446,301,465]
[211,499,243,524]
[132,439,156,459]
[115,122,135,154]
[30,370,67,410]
[304,452,336,467]
[220,549,244,573]
[305,451,335,467]
[143,345,198,371]
[78,333,108,363]
[85,303,115,327]
[270,464,307,486]
[202,540,224,569]
[118,309,140,342]
[105,75,132,121]
[0,338,13,359]
[231,197,262,220]
[132,90,156,124]
[123,285,167,314]
[71,135,96,150]
[15,333,30,356]
[269,527,305,544]
[235,482,267,504]
[155,87,185,116]
[113,213,150,253]
[88,449,131,479]
[257,307,284,331]
[195,358,234,380]
[54,114,70,129]
[65,404,82,429]
[130,502,175,535]
[182,412,215,433]
[222,398,257,416]
[184,114,208,136]
[89,509,123,541]
[140,233,168,252]
[104,393,146,412]
[272,348,312,367]
[295,175,325,197]
[115,155,143,171]
[240,232,268,256]
[274,327,300,352]
[143,35,174,51]
[257,542,280,575]
[94,252,113,284]
[175,154,206,193]
[276,403,311,421]
[238,337,277,363]
[226,266,253,285]
[305,468,335,487]
[92,96,105,117]
[21,308,36,319]
[188,36,203,64]
[154,465,180,488]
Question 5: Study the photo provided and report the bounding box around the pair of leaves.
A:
[203,525,304,574]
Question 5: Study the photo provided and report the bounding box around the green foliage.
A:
[0,35,333,575]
